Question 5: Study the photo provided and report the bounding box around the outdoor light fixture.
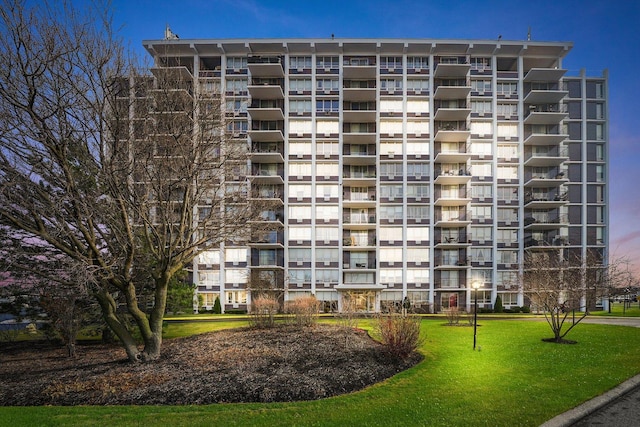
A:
[471,281,481,350]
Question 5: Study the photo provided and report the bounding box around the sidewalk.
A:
[541,316,640,427]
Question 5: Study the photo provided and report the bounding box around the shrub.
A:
[377,314,423,358]
[249,296,280,328]
[213,296,222,314]
[444,306,461,325]
[285,296,321,327]
[521,305,531,313]
[511,306,522,313]
[494,295,504,313]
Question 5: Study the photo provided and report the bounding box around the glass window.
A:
[407,247,429,263]
[471,101,492,114]
[316,269,339,283]
[380,248,403,263]
[316,56,339,69]
[379,227,403,241]
[406,205,429,221]
[406,79,430,91]
[289,248,312,263]
[316,205,339,221]
[473,226,492,241]
[290,78,312,92]
[316,99,339,112]
[226,290,247,304]
[407,56,429,69]
[407,269,429,283]
[289,56,312,69]
[471,80,492,92]
[407,162,429,177]
[225,269,247,283]
[380,56,402,69]
[380,269,403,284]
[316,248,339,263]
[226,57,247,69]
[471,205,492,219]
[407,185,430,198]
[289,99,312,113]
[407,227,429,241]
[289,227,311,241]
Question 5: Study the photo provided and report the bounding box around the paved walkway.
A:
[541,316,640,427]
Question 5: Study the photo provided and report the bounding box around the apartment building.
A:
[141,38,608,313]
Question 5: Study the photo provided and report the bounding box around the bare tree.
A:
[0,0,272,361]
[521,249,614,343]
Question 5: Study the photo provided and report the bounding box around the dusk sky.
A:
[110,0,640,274]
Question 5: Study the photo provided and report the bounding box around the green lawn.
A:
[590,301,640,317]
[1,319,639,427]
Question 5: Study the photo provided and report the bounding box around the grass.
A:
[589,301,640,317]
[1,319,639,427]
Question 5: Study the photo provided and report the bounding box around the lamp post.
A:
[471,281,481,350]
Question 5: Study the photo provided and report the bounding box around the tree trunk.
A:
[95,288,143,362]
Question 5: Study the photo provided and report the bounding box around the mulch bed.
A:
[0,324,422,406]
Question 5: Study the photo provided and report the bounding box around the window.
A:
[225,269,247,284]
[225,98,248,113]
[406,121,429,135]
[497,166,518,180]
[471,80,492,92]
[316,120,339,135]
[497,208,518,221]
[316,248,339,263]
[470,57,491,70]
[316,140,339,156]
[407,99,429,114]
[407,227,429,242]
[289,227,311,241]
[406,162,429,177]
[225,78,248,92]
[289,119,312,135]
[496,82,517,96]
[406,79,430,91]
[226,248,247,263]
[380,56,402,69]
[199,250,220,264]
[288,184,312,199]
[498,250,518,264]
[471,101,492,114]
[226,57,247,69]
[497,123,518,138]
[471,162,492,177]
[379,227,403,242]
[470,142,492,155]
[289,140,312,156]
[290,78,312,92]
[470,248,492,262]
[315,205,339,221]
[497,144,519,159]
[316,99,339,112]
[316,226,339,241]
[380,100,403,113]
[407,185,430,198]
[380,78,403,91]
[497,229,517,244]
[497,271,518,286]
[316,56,339,69]
[288,205,311,219]
[289,56,311,69]
[380,269,403,284]
[470,268,492,284]
[472,184,493,198]
[289,99,311,113]
[380,205,403,221]
[316,162,339,177]
[407,269,429,284]
[289,248,311,263]
[501,293,518,305]
[406,205,429,221]
[470,121,492,135]
[226,290,247,304]
[288,162,312,177]
[380,162,404,177]
[471,206,492,220]
[379,120,403,135]
[407,56,429,69]
[316,78,339,91]
[380,185,403,199]
[380,248,403,263]
[316,184,339,198]
[380,141,403,155]
[596,165,605,182]
[407,247,429,263]
[405,141,428,155]
[316,269,339,283]
[497,186,518,201]
[343,272,374,284]
[289,269,311,284]
[496,103,518,117]
[473,226,492,241]
[198,271,220,286]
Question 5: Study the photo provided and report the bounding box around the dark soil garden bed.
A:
[0,324,422,406]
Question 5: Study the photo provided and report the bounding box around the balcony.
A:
[523,214,568,230]
[434,257,470,269]
[524,104,567,125]
[434,211,472,227]
[524,191,568,209]
[343,236,377,248]
[524,235,568,249]
[434,187,472,206]
[524,171,568,188]
[249,142,284,163]
[247,55,285,78]
[434,168,472,185]
[343,213,376,229]
[247,78,285,99]
[249,165,284,184]
[342,56,377,79]
[435,122,470,142]
[434,142,471,163]
[523,147,569,167]
[434,58,470,78]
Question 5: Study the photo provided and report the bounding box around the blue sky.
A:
[111,0,640,273]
